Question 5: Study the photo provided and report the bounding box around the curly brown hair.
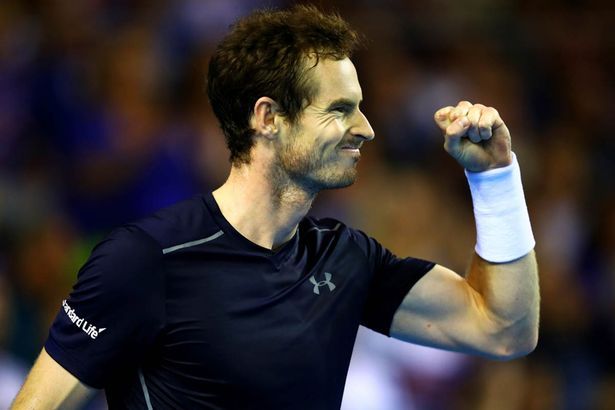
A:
[207,4,362,165]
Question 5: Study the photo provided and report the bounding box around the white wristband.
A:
[465,153,535,263]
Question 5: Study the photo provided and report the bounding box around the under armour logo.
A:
[309,272,336,295]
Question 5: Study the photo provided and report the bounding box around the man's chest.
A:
[154,244,370,390]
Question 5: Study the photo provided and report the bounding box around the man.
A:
[13,5,539,409]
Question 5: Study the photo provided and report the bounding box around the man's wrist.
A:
[465,152,535,263]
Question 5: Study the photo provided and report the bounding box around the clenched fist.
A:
[434,101,512,172]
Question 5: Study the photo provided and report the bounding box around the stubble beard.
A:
[270,140,358,202]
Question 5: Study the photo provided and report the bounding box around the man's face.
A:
[274,57,375,193]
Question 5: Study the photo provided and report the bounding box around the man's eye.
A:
[332,106,353,115]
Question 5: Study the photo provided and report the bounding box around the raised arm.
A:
[11,348,95,409]
[390,101,539,360]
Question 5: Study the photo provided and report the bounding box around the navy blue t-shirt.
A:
[45,193,435,409]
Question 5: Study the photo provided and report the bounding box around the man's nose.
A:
[351,110,375,141]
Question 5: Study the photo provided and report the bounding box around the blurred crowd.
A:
[0,0,613,409]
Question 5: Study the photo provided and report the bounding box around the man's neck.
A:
[212,164,315,250]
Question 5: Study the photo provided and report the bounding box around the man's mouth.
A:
[339,143,362,152]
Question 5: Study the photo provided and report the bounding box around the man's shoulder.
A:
[82,194,216,282]
[126,194,218,250]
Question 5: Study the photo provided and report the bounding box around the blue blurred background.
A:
[0,0,613,409]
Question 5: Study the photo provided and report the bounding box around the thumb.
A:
[443,116,470,155]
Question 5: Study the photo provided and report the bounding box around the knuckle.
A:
[478,116,491,126]
[468,108,481,120]
[488,107,500,116]
[478,116,493,128]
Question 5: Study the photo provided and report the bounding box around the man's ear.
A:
[251,97,280,140]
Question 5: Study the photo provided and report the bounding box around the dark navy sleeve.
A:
[44,225,165,389]
[350,229,435,336]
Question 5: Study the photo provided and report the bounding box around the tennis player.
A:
[12,5,538,409]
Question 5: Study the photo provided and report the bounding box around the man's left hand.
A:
[434,101,512,172]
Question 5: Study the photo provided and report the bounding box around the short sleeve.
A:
[44,225,165,388]
[351,230,435,336]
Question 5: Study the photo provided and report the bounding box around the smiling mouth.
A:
[339,142,362,152]
[339,147,361,161]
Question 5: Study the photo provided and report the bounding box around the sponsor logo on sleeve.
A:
[62,300,107,340]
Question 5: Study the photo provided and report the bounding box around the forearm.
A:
[466,251,539,355]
